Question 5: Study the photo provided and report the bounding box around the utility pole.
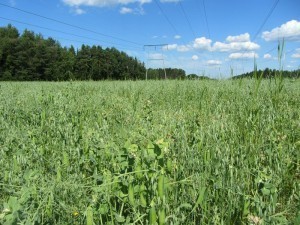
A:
[144,44,168,80]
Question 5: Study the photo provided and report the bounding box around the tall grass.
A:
[0,79,299,224]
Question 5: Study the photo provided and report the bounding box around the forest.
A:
[0,24,147,81]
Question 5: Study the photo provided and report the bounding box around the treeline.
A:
[233,68,300,79]
[186,74,212,80]
[0,24,146,81]
[146,68,186,79]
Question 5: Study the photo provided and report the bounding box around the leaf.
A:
[293,212,300,225]
[154,144,162,157]
[261,187,270,196]
[128,184,135,206]
[243,200,250,216]
[99,204,109,215]
[177,203,192,211]
[149,206,157,225]
[115,214,125,223]
[146,148,157,160]
[8,196,21,212]
[192,187,207,212]
[3,214,15,225]
[129,144,138,153]
[86,206,93,225]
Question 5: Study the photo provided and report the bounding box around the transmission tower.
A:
[144,44,168,80]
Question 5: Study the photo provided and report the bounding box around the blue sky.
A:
[0,0,300,77]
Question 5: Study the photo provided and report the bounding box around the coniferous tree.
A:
[0,24,170,81]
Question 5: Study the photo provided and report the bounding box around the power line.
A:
[243,0,279,55]
[0,16,143,51]
[239,0,279,71]
[0,2,143,46]
[202,0,211,39]
[179,2,196,38]
[252,0,280,42]
[153,0,179,35]
[265,46,277,54]
[147,1,195,75]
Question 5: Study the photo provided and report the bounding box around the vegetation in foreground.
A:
[0,79,299,224]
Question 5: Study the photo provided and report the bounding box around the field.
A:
[0,79,299,225]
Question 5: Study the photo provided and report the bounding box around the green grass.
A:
[0,79,299,225]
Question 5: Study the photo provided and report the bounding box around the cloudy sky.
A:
[0,0,300,77]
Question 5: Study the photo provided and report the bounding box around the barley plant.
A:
[0,78,299,225]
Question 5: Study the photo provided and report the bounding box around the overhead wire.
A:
[155,0,212,76]
[242,0,280,55]
[0,2,143,46]
[0,16,143,51]
[252,0,280,42]
[149,0,188,74]
[152,0,179,35]
[195,0,220,77]
[178,2,196,39]
[238,0,280,73]
[202,0,211,39]
[157,0,200,72]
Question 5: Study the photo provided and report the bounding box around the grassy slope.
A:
[0,79,299,224]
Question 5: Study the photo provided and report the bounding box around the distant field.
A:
[0,79,299,225]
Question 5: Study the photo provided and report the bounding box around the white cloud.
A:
[62,0,180,8]
[206,60,222,66]
[163,44,177,50]
[292,53,300,58]
[63,0,151,7]
[193,37,212,50]
[229,52,258,59]
[177,45,191,52]
[291,48,300,58]
[161,37,212,53]
[262,20,300,41]
[120,7,133,14]
[76,8,86,14]
[264,53,272,59]
[161,33,259,54]
[70,6,86,14]
[192,55,199,61]
[226,33,250,43]
[162,43,190,52]
[72,7,86,14]
[211,33,259,52]
[152,35,168,39]
[212,41,260,52]
[160,0,181,2]
[174,35,181,39]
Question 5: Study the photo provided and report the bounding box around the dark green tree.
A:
[0,24,147,81]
